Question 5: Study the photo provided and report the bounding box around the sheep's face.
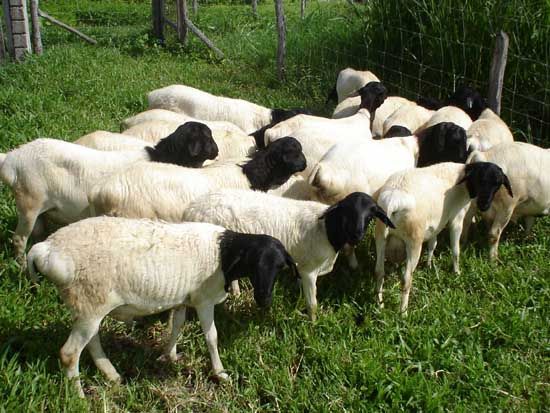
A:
[457,162,513,211]
[146,121,219,168]
[271,108,313,125]
[384,125,412,139]
[321,192,395,252]
[358,81,388,116]
[219,231,299,308]
[242,137,306,191]
[417,122,468,167]
[446,85,488,120]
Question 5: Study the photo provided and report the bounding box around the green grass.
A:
[0,1,549,411]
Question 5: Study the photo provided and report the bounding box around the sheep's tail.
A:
[0,152,16,187]
[377,189,415,223]
[27,241,75,286]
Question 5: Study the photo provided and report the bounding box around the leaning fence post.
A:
[488,31,509,115]
[274,0,286,81]
[29,0,42,55]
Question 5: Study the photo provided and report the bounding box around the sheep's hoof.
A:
[210,371,230,383]
[156,353,183,363]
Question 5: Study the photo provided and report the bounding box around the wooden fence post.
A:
[252,0,258,18]
[0,16,6,63]
[29,0,42,55]
[176,0,188,44]
[3,0,32,61]
[488,31,509,115]
[192,0,198,16]
[152,0,165,43]
[274,0,286,81]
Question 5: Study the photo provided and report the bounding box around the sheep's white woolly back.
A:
[147,85,272,134]
[75,131,149,151]
[382,103,435,136]
[335,68,380,103]
[370,97,412,137]
[466,108,514,152]
[421,106,473,132]
[122,109,192,129]
[183,189,337,275]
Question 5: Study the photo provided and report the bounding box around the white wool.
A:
[373,162,473,314]
[268,175,316,201]
[334,68,380,103]
[309,136,419,204]
[420,106,473,132]
[183,189,338,320]
[465,142,550,259]
[147,84,272,134]
[75,131,150,151]
[382,103,435,137]
[26,218,235,395]
[122,120,256,161]
[466,108,514,152]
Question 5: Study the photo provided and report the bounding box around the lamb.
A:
[382,102,435,138]
[121,108,246,134]
[264,82,387,143]
[27,217,298,396]
[326,67,380,103]
[309,122,469,205]
[446,85,514,151]
[0,122,218,263]
[183,190,395,321]
[465,142,548,259]
[147,84,309,134]
[89,137,307,221]
[83,121,256,161]
[373,162,512,314]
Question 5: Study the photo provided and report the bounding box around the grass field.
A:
[0,1,548,411]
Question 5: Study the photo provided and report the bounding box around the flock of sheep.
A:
[1,67,548,397]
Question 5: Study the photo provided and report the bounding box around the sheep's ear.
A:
[456,165,473,186]
[375,206,395,229]
[502,174,514,198]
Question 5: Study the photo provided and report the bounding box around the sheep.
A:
[147,84,309,134]
[309,122,470,205]
[75,131,151,151]
[121,108,246,134]
[326,67,380,103]
[183,190,395,321]
[89,137,307,221]
[27,217,298,396]
[419,106,473,132]
[446,85,514,151]
[373,161,512,314]
[464,142,548,259]
[264,82,387,143]
[382,102,435,138]
[0,122,218,264]
[83,121,256,161]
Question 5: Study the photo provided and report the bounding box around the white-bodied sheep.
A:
[183,190,394,321]
[373,162,512,314]
[147,84,309,134]
[465,142,548,259]
[327,67,380,103]
[419,106,473,132]
[89,137,307,221]
[382,102,435,138]
[75,131,151,151]
[27,217,298,396]
[0,123,218,263]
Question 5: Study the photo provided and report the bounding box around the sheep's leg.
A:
[460,203,477,244]
[30,215,47,242]
[195,304,228,381]
[60,317,102,397]
[230,280,241,296]
[487,207,514,261]
[449,210,466,274]
[400,240,422,316]
[426,237,437,268]
[160,306,187,362]
[86,334,121,383]
[374,221,388,308]
[523,216,535,234]
[301,272,318,321]
[13,202,43,268]
[342,245,358,270]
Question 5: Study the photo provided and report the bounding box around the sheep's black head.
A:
[384,125,412,138]
[145,121,219,168]
[271,108,313,125]
[456,162,513,212]
[357,81,388,117]
[241,137,307,191]
[320,192,395,252]
[219,231,299,308]
[416,96,443,111]
[446,85,488,120]
[417,122,468,167]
